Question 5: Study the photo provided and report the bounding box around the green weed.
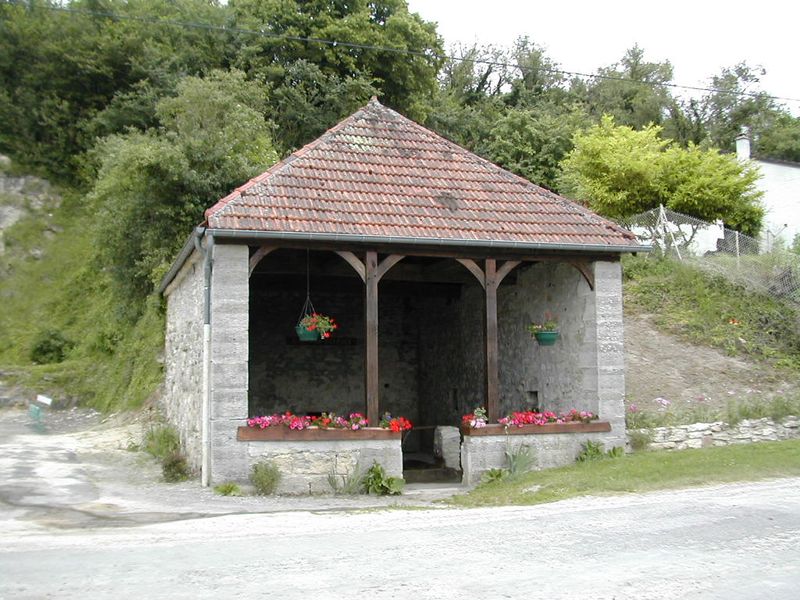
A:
[251,460,281,495]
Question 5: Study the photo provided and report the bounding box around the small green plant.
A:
[162,451,191,482]
[506,443,537,479]
[251,460,281,495]
[362,461,404,495]
[143,425,181,460]
[628,429,653,451]
[214,482,242,496]
[482,468,508,483]
[327,466,364,495]
[576,441,624,462]
[29,329,74,364]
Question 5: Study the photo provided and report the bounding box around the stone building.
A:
[159,98,646,491]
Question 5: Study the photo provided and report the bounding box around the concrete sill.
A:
[237,426,402,441]
[461,422,612,436]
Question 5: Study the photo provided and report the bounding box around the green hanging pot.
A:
[295,324,320,342]
[534,330,560,346]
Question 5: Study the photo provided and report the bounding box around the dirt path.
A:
[624,312,797,415]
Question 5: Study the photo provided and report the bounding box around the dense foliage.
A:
[2,0,799,410]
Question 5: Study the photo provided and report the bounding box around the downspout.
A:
[194,229,214,487]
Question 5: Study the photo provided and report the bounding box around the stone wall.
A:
[630,417,800,451]
[461,428,620,485]
[162,249,204,470]
[244,438,402,494]
[208,243,251,484]
[249,277,419,424]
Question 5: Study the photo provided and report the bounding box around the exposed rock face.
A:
[0,154,62,260]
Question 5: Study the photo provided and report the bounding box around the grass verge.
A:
[448,440,800,508]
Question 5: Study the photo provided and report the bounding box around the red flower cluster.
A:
[388,416,413,432]
[299,313,338,339]
[497,409,598,428]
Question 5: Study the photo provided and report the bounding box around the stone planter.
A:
[236,426,403,494]
[460,421,615,485]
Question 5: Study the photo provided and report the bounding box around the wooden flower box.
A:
[237,426,402,442]
[460,421,612,436]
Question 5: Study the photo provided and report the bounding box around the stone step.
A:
[403,467,462,484]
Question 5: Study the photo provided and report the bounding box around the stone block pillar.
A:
[592,261,626,448]
[209,243,250,483]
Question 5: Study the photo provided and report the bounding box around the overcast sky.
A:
[407,0,800,114]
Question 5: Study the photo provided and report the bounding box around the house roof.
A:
[204,98,641,252]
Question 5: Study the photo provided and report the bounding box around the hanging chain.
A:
[297,249,315,324]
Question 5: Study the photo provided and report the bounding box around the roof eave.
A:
[208,228,650,255]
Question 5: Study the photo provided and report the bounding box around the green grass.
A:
[0,176,163,412]
[448,440,800,508]
[623,255,800,368]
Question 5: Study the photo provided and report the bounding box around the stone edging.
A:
[628,416,800,450]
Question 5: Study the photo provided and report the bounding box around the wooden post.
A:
[365,251,380,426]
[484,259,499,421]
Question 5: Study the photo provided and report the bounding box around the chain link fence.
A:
[621,206,800,307]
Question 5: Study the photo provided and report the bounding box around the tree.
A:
[485,104,590,191]
[229,0,443,142]
[0,0,229,178]
[756,112,800,162]
[586,46,674,129]
[89,70,278,305]
[560,116,764,235]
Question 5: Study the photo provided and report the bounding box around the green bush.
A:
[505,444,537,479]
[143,425,181,460]
[29,329,74,364]
[362,461,404,495]
[214,482,242,496]
[327,466,363,495]
[251,460,281,495]
[162,451,190,482]
[628,430,654,451]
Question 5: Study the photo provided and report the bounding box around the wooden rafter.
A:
[455,258,486,289]
[248,245,277,277]
[334,250,366,282]
[568,261,595,290]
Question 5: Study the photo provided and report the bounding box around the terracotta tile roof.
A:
[205,98,641,251]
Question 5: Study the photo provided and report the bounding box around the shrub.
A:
[162,451,190,482]
[506,444,537,479]
[628,430,653,451]
[29,329,74,364]
[482,468,508,483]
[327,466,363,495]
[143,425,181,460]
[362,461,404,495]
[577,440,624,462]
[251,460,281,495]
[214,482,242,496]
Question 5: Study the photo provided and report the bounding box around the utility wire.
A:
[6,0,800,106]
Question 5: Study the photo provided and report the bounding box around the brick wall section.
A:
[209,244,250,484]
[162,250,204,470]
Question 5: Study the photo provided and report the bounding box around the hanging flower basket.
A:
[295,324,320,342]
[534,330,560,345]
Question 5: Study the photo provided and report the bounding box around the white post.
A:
[735,231,741,269]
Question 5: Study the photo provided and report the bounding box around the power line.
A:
[7,0,800,106]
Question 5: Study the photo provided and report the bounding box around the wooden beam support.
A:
[484,259,500,422]
[335,250,366,282]
[455,258,486,289]
[375,254,405,281]
[568,261,595,290]
[496,260,522,285]
[248,245,277,277]
[364,251,380,426]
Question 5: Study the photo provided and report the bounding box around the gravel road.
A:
[2,408,799,599]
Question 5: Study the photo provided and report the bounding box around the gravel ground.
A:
[2,406,800,599]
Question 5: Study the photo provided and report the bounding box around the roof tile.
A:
[205,99,641,250]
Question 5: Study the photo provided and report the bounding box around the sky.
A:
[407,0,800,114]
